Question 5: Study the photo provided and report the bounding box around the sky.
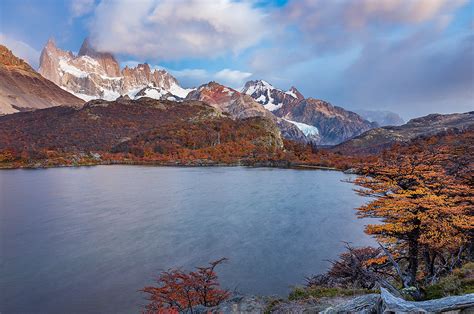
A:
[0,0,473,119]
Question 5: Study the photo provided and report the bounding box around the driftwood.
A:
[320,289,474,314]
[192,289,474,313]
[380,288,474,313]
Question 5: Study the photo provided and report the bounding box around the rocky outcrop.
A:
[0,45,83,115]
[38,38,191,101]
[335,111,474,154]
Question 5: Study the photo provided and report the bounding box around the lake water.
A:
[0,166,375,313]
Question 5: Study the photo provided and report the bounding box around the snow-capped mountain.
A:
[241,80,304,111]
[38,38,192,101]
[242,79,377,145]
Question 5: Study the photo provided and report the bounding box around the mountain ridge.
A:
[334,111,474,154]
[38,38,191,101]
[0,44,83,115]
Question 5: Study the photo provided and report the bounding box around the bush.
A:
[424,262,474,299]
[141,258,230,312]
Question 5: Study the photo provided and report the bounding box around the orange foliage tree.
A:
[141,258,230,313]
[353,145,473,297]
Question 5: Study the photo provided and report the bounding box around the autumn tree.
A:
[353,145,473,298]
[141,258,230,313]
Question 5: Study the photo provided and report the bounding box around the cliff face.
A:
[38,38,190,101]
[0,45,83,115]
[275,98,377,145]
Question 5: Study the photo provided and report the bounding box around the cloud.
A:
[279,0,467,54]
[170,68,252,89]
[241,0,472,118]
[0,33,40,69]
[214,69,252,87]
[70,0,96,18]
[340,30,474,118]
[89,0,268,60]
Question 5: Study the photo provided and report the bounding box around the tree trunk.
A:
[407,238,419,287]
[423,248,436,283]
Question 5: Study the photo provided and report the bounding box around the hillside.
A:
[0,96,286,167]
[334,112,474,154]
[0,45,83,114]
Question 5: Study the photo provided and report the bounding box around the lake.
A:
[0,166,375,313]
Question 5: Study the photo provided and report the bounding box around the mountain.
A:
[334,112,474,154]
[0,45,83,115]
[38,38,191,101]
[0,97,284,165]
[242,80,376,145]
[241,80,304,111]
[186,81,274,119]
[186,81,317,143]
[275,98,376,145]
[355,109,404,126]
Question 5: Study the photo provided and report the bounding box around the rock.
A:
[321,294,381,314]
[193,295,268,314]
[343,168,358,174]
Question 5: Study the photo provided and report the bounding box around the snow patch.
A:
[169,83,193,98]
[222,87,234,96]
[264,102,283,111]
[285,90,297,98]
[58,58,88,78]
[60,86,97,102]
[284,119,319,136]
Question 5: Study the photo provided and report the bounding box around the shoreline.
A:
[0,160,342,172]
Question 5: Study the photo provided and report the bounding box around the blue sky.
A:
[1,0,473,119]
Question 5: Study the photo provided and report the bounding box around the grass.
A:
[424,262,474,300]
[288,286,377,301]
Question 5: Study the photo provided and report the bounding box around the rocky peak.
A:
[78,38,120,77]
[287,86,304,100]
[38,38,190,101]
[241,79,301,112]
